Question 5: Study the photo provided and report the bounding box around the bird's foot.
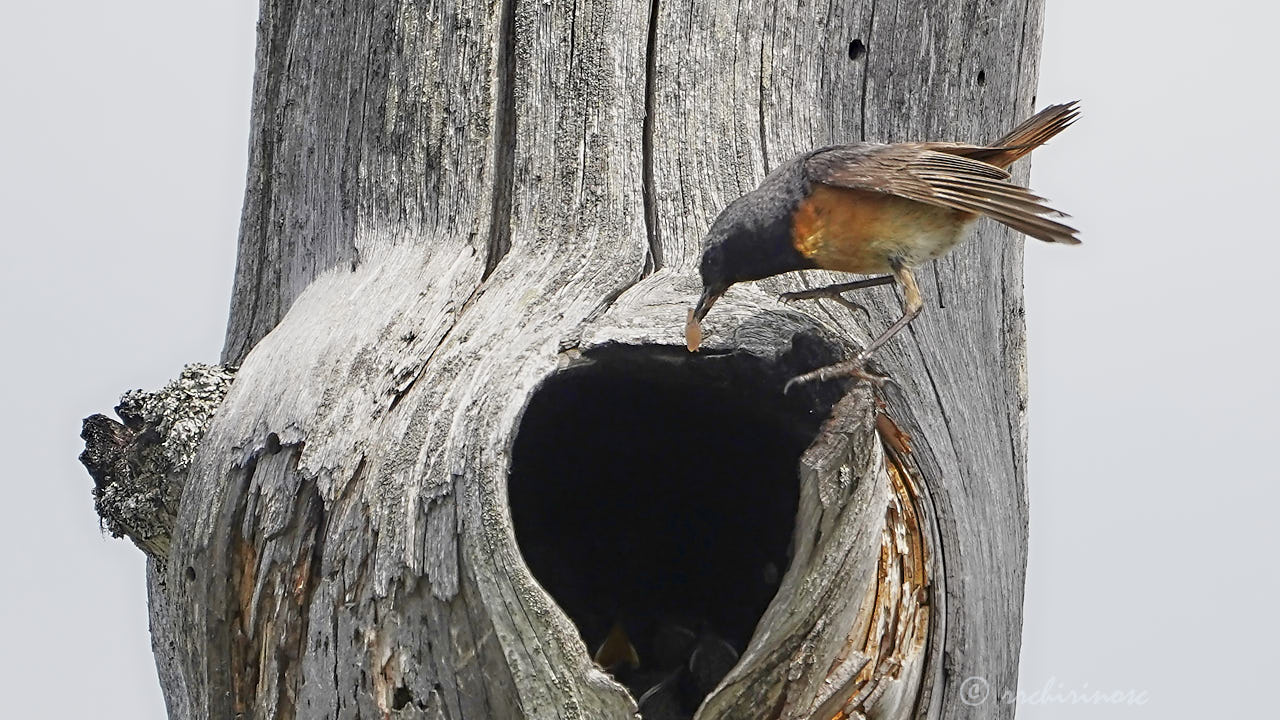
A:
[784,353,891,393]
[779,287,871,320]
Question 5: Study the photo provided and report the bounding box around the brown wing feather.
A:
[806,144,1079,245]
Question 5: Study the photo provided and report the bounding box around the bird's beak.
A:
[692,287,722,323]
[686,287,724,352]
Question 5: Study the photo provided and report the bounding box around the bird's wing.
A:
[805,144,1080,245]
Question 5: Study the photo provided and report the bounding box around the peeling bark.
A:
[81,1,1047,717]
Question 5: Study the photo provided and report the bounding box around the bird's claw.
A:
[784,354,892,394]
[779,288,871,320]
[828,295,872,320]
[778,288,822,303]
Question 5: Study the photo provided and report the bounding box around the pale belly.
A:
[874,198,975,266]
[792,186,977,274]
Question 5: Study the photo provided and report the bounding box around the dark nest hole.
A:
[509,342,842,715]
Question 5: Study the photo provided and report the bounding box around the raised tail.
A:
[962,101,1081,168]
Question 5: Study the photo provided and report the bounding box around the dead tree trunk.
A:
[82,1,1046,718]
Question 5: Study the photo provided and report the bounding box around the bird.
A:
[593,619,641,671]
[684,101,1080,388]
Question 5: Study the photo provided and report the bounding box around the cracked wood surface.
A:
[146,1,1046,718]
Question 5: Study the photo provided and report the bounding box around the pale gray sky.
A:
[1022,2,1279,717]
[2,1,1274,717]
[0,2,256,714]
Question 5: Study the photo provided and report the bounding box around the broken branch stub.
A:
[80,363,236,560]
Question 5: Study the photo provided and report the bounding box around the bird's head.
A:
[686,196,813,351]
[684,220,738,351]
[691,226,733,323]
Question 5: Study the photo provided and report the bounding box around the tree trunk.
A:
[83,1,1046,718]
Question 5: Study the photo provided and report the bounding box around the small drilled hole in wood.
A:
[977,69,986,86]
[185,566,196,582]
[848,38,866,60]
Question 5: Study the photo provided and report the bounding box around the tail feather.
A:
[963,101,1081,168]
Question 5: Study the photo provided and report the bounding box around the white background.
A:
[2,1,1274,717]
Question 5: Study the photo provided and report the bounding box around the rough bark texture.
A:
[80,364,237,559]
[94,1,1047,718]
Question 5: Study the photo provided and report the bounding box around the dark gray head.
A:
[691,192,815,323]
[691,222,733,324]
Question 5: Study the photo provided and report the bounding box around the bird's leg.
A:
[778,275,896,319]
[785,264,923,392]
[860,265,923,356]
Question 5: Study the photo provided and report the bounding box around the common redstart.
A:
[685,102,1080,387]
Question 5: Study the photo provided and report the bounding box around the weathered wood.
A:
[80,364,237,559]
[84,1,1048,718]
